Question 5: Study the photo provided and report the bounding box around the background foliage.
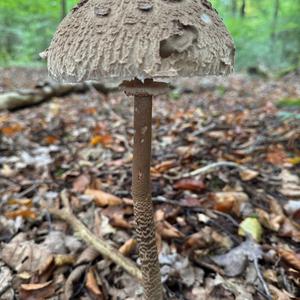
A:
[0,0,299,71]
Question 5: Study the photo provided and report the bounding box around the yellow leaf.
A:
[238,217,263,242]
[54,254,75,266]
[288,157,300,165]
[7,198,33,207]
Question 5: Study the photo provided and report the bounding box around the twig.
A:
[60,189,72,213]
[182,161,247,178]
[253,257,272,300]
[163,161,251,181]
[0,283,11,298]
[49,208,143,282]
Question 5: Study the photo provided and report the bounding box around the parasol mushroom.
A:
[44,0,235,299]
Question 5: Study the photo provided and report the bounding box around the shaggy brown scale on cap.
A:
[46,0,235,83]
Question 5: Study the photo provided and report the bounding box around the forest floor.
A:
[0,68,300,300]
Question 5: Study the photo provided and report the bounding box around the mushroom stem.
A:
[132,94,163,300]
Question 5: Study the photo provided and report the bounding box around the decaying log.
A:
[0,82,117,111]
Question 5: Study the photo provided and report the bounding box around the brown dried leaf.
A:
[5,209,37,220]
[85,189,123,207]
[174,179,206,192]
[210,192,248,215]
[90,134,112,146]
[278,247,300,271]
[151,160,176,175]
[119,239,137,256]
[110,213,132,229]
[256,208,284,232]
[279,219,300,242]
[20,281,55,300]
[185,227,232,251]
[73,174,90,192]
[239,169,259,181]
[86,269,103,299]
[157,221,184,239]
[269,285,293,300]
[0,241,53,274]
[266,145,287,165]
[1,123,23,136]
[279,170,300,198]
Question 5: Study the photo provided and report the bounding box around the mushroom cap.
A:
[46,0,235,83]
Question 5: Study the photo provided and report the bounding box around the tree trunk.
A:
[232,0,237,16]
[271,0,280,41]
[240,0,246,18]
[61,0,67,20]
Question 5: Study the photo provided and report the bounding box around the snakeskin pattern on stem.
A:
[132,95,163,300]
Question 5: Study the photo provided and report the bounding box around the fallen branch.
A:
[0,81,117,111]
[49,207,142,282]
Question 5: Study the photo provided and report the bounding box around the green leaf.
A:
[238,217,263,242]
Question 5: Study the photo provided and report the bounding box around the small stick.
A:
[164,161,252,180]
[182,161,248,178]
[253,257,272,300]
[49,207,143,282]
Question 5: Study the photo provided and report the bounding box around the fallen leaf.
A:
[269,285,293,300]
[0,262,13,299]
[90,134,112,146]
[110,212,132,229]
[73,174,91,193]
[86,268,103,299]
[266,145,287,165]
[7,198,33,207]
[43,135,59,145]
[211,239,262,277]
[5,209,37,220]
[0,164,15,177]
[65,248,100,299]
[0,240,53,274]
[185,227,232,251]
[288,156,300,165]
[284,200,300,216]
[157,221,184,239]
[1,123,23,136]
[210,192,248,215]
[239,169,259,181]
[85,189,123,207]
[20,281,55,300]
[279,170,300,198]
[238,217,263,242]
[119,239,137,256]
[151,160,176,175]
[256,208,283,232]
[278,247,300,271]
[174,179,206,192]
[279,219,300,242]
[54,254,75,267]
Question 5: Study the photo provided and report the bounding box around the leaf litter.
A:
[0,68,300,299]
